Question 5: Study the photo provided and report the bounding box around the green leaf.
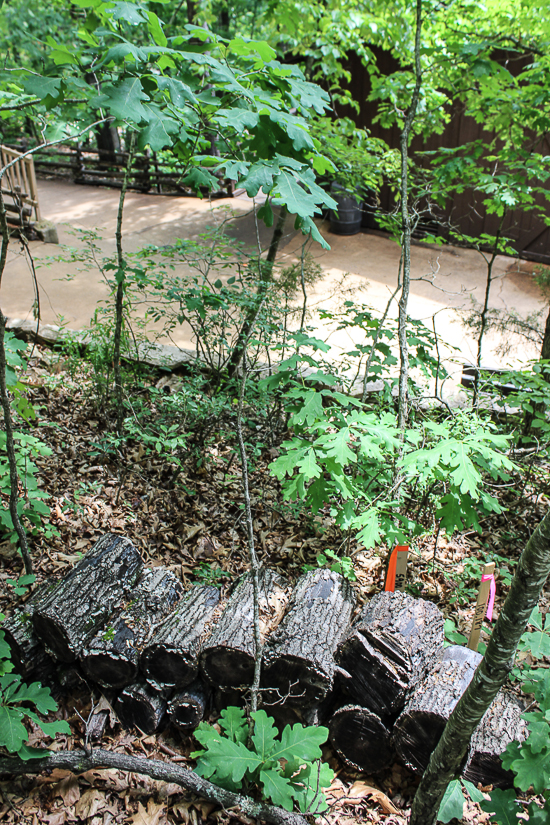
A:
[219,706,248,744]
[0,706,27,753]
[106,1,148,24]
[198,738,263,784]
[147,11,167,47]
[297,449,322,481]
[509,746,550,793]
[272,170,320,218]
[260,769,295,811]
[251,710,278,760]
[437,779,465,823]
[215,108,260,131]
[462,779,486,803]
[11,680,59,715]
[480,788,521,824]
[95,77,150,123]
[271,723,328,763]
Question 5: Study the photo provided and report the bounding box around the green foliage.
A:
[0,431,56,541]
[0,616,70,760]
[304,549,357,582]
[448,553,512,609]
[481,666,550,822]
[194,563,232,588]
[6,574,36,597]
[443,618,467,647]
[437,778,485,823]
[193,707,333,813]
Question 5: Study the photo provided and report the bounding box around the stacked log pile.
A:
[3,533,527,788]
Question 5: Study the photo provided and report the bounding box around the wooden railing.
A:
[0,145,41,223]
[14,143,233,198]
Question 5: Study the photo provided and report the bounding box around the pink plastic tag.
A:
[482,573,496,621]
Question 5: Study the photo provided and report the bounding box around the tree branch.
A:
[0,748,308,825]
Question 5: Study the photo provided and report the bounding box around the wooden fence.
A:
[337,49,550,265]
[24,143,232,199]
[1,145,40,223]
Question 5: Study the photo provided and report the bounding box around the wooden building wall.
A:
[335,50,550,263]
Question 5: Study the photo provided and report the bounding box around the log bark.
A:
[463,690,527,789]
[411,509,550,825]
[200,569,289,691]
[0,748,309,825]
[80,567,182,689]
[140,585,220,689]
[116,681,168,735]
[33,534,144,662]
[2,580,57,680]
[335,590,444,716]
[393,645,482,774]
[328,704,394,774]
[168,679,209,732]
[262,570,355,708]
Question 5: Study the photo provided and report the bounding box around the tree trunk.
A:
[393,645,482,774]
[262,570,355,708]
[328,704,394,774]
[0,748,310,825]
[80,567,182,689]
[33,534,143,662]
[200,569,289,691]
[116,681,168,735]
[335,591,444,716]
[410,508,550,825]
[463,690,527,789]
[140,585,220,689]
[168,679,209,732]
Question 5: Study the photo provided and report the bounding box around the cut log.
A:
[393,645,482,774]
[168,679,209,732]
[463,691,528,789]
[34,534,143,662]
[2,579,57,680]
[80,567,183,689]
[116,681,168,734]
[328,704,394,774]
[262,569,355,708]
[335,590,444,716]
[140,585,220,689]
[200,569,290,691]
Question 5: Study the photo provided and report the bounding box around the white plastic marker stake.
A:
[468,562,496,651]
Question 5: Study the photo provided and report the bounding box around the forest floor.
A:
[0,343,549,825]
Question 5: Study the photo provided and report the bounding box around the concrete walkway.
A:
[1,179,545,371]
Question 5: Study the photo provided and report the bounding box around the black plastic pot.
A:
[329,183,363,236]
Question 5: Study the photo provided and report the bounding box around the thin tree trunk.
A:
[410,507,550,825]
[397,0,423,432]
[0,192,33,574]
[0,748,308,825]
[522,303,550,435]
[113,131,136,434]
[473,218,505,406]
[227,206,287,378]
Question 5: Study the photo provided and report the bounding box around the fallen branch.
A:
[0,747,308,825]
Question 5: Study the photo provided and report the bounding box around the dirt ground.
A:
[1,178,546,374]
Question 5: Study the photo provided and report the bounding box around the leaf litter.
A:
[0,345,549,825]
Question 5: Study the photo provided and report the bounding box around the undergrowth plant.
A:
[0,616,70,760]
[193,706,333,814]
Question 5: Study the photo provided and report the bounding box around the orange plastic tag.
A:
[385,545,409,591]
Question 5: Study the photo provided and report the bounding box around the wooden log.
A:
[335,590,444,717]
[80,567,183,689]
[168,679,209,732]
[33,534,144,662]
[116,681,168,734]
[140,585,220,689]
[200,569,290,691]
[393,645,482,774]
[328,704,395,774]
[262,569,355,708]
[463,691,528,789]
[2,580,57,679]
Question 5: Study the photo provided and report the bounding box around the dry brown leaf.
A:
[75,789,108,820]
[348,781,400,814]
[128,799,166,825]
[52,775,81,806]
[43,812,67,825]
